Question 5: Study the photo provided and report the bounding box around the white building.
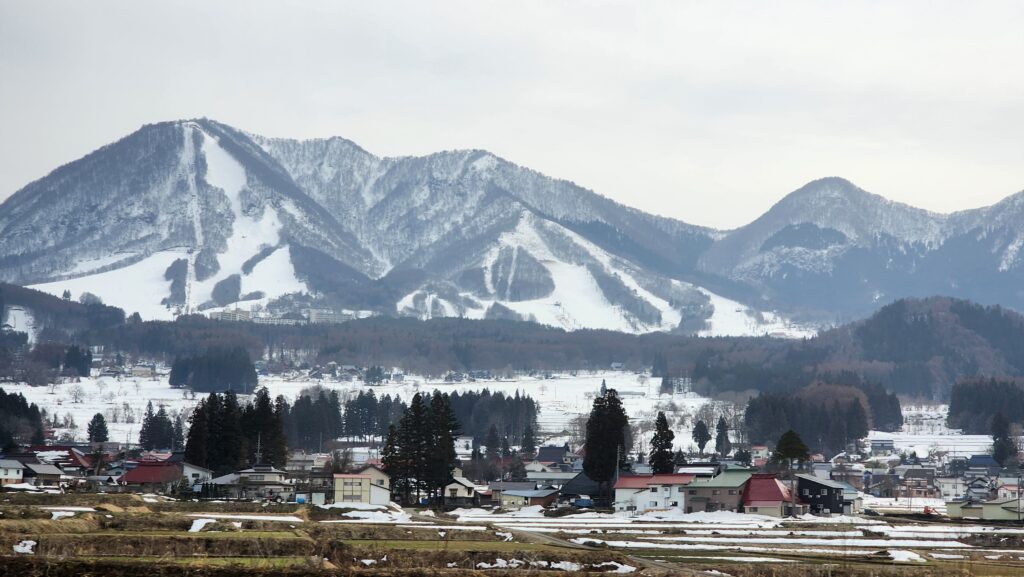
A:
[613,474,694,513]
[0,459,25,486]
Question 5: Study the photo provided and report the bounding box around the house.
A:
[535,446,572,466]
[500,488,559,509]
[121,461,183,493]
[937,477,967,501]
[355,464,390,490]
[997,482,1021,500]
[613,474,695,513]
[965,476,994,501]
[166,452,213,485]
[750,445,771,462]
[443,477,479,506]
[967,455,1003,477]
[683,469,752,513]
[22,462,64,487]
[333,474,390,506]
[488,481,536,505]
[675,464,720,478]
[237,464,292,500]
[0,459,25,486]
[838,481,863,515]
[897,468,938,499]
[869,439,895,455]
[743,473,806,517]
[559,471,605,507]
[286,452,331,476]
[948,498,1024,521]
[797,474,845,515]
[526,470,578,486]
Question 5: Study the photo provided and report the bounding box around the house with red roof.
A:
[742,473,808,517]
[120,461,184,493]
[613,473,695,513]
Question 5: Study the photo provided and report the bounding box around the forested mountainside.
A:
[3,285,1022,402]
[3,119,1024,333]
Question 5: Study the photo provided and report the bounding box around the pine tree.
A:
[87,413,108,443]
[992,412,1017,466]
[138,401,156,450]
[428,391,461,505]
[242,387,286,467]
[715,416,732,457]
[185,399,209,468]
[521,424,536,457]
[659,376,673,396]
[773,430,810,470]
[485,424,501,461]
[673,449,688,466]
[583,388,629,496]
[692,420,711,455]
[507,457,527,481]
[172,414,185,451]
[649,411,675,474]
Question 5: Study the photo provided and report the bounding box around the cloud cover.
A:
[1,0,1022,228]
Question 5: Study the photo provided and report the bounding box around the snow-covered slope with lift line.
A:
[13,119,1024,334]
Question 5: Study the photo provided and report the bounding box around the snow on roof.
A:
[614,474,695,490]
[502,489,559,498]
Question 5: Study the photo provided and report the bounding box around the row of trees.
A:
[169,347,258,393]
[138,401,185,451]
[948,377,1024,434]
[381,392,461,505]
[745,392,870,455]
[184,388,287,474]
[0,388,44,450]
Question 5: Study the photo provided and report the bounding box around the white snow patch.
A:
[189,518,217,532]
[13,540,36,554]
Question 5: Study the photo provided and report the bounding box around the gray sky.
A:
[1,1,1022,229]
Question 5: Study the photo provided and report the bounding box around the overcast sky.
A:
[1,1,1022,229]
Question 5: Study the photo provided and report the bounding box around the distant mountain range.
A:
[1,118,1022,335]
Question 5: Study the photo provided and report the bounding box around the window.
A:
[449,488,458,497]
[748,507,757,512]
[650,487,657,492]
[649,501,658,507]
[689,489,696,495]
[820,489,827,496]
[712,490,720,495]
[663,487,670,493]
[728,490,737,495]
[802,489,809,496]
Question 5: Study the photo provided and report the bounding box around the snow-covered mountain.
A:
[2,120,1021,333]
[698,177,1024,323]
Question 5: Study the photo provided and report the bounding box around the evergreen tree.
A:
[185,399,210,468]
[692,420,711,455]
[992,412,1017,466]
[507,458,527,481]
[87,413,108,443]
[427,391,461,504]
[715,416,732,456]
[242,387,286,467]
[485,424,501,461]
[649,411,675,474]
[381,424,405,499]
[138,401,156,450]
[582,388,629,496]
[773,430,810,469]
[521,424,536,457]
[172,414,185,451]
[673,449,688,466]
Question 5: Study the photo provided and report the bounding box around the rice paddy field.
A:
[4,493,1024,576]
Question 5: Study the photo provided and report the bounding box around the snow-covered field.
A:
[867,404,993,459]
[2,370,717,447]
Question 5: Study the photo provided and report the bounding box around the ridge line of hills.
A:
[1,118,1023,334]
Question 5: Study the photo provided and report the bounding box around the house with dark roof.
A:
[535,446,571,466]
[559,471,605,506]
[500,488,559,508]
[613,474,695,513]
[743,473,807,517]
[797,474,845,514]
[22,462,64,487]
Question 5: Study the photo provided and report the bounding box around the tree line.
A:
[169,347,258,393]
[184,388,287,475]
[948,377,1024,434]
[381,391,461,506]
[0,387,44,450]
[744,390,870,455]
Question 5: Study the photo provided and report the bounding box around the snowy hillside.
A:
[5,120,1024,330]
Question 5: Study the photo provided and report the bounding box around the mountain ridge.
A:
[2,118,1023,333]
